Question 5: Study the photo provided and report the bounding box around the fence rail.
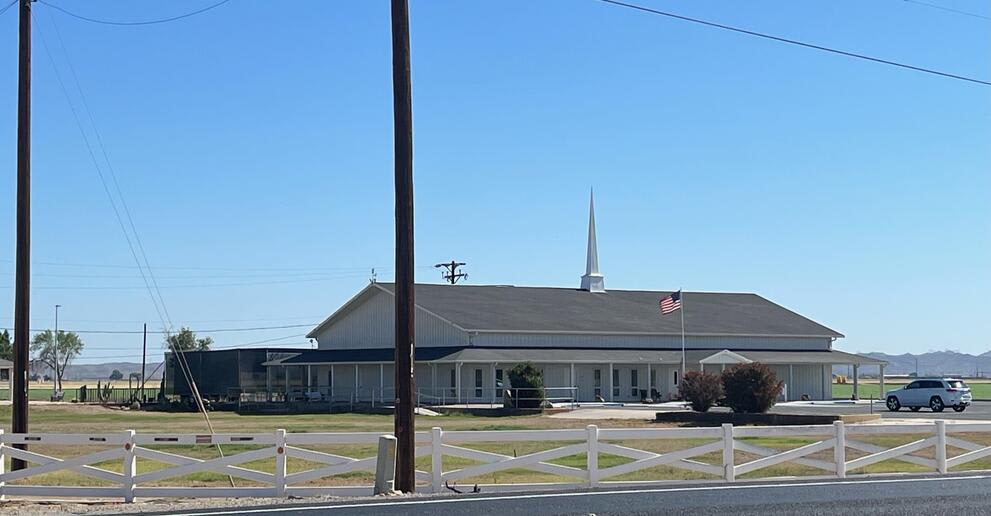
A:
[239,387,580,409]
[1,420,990,501]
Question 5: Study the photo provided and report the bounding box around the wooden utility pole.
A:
[434,261,468,284]
[12,0,32,471]
[390,0,416,493]
[141,323,148,402]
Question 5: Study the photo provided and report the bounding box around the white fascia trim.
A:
[467,329,843,339]
[305,283,381,338]
[699,349,753,364]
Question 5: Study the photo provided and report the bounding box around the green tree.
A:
[165,327,212,352]
[0,329,13,362]
[109,369,124,381]
[30,330,85,391]
[507,362,545,409]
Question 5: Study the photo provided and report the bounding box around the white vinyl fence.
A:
[2,421,991,501]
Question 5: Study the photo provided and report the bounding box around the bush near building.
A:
[721,362,784,413]
[678,371,724,412]
[507,361,545,409]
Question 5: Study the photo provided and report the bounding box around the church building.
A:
[266,194,885,404]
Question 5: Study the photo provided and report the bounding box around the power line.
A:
[21,271,385,280]
[210,333,310,349]
[33,12,171,331]
[596,0,991,87]
[39,0,233,26]
[901,0,991,21]
[0,0,16,17]
[48,10,178,334]
[0,274,373,290]
[23,323,315,335]
[0,258,428,273]
[0,315,323,324]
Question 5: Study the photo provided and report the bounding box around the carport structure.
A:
[700,349,888,400]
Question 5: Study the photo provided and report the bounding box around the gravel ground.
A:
[0,495,366,515]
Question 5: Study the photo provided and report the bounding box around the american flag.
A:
[659,291,682,315]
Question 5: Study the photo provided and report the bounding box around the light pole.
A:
[53,304,61,394]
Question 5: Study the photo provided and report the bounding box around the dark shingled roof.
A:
[361,283,843,338]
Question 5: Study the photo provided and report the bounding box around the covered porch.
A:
[262,347,885,405]
[700,349,888,401]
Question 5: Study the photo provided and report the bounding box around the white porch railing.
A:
[1,420,990,501]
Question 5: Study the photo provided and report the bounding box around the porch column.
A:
[354,363,359,400]
[852,364,859,400]
[330,364,335,398]
[455,362,462,404]
[646,363,651,399]
[788,364,794,402]
[284,366,289,394]
[307,365,312,389]
[879,364,885,399]
[431,363,437,400]
[608,363,614,402]
[379,363,385,403]
[570,363,576,401]
[491,363,498,403]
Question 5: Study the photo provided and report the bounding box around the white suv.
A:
[885,378,972,413]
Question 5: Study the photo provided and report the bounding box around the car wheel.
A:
[930,396,945,413]
[909,406,921,412]
[953,405,966,413]
[886,396,901,411]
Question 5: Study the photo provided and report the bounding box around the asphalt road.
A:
[773,400,991,420]
[159,474,991,516]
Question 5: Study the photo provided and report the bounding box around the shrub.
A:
[507,362,545,409]
[721,362,783,413]
[678,371,724,412]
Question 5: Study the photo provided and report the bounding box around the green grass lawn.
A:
[832,382,991,400]
[0,404,987,490]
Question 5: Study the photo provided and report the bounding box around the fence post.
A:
[833,420,846,478]
[721,424,734,482]
[0,428,5,501]
[431,427,443,493]
[936,420,947,474]
[374,435,398,495]
[123,430,136,503]
[587,424,599,488]
[275,429,287,497]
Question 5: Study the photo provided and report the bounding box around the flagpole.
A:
[680,289,686,381]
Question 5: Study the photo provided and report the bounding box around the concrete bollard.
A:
[374,435,398,495]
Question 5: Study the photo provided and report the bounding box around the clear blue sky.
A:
[0,0,988,365]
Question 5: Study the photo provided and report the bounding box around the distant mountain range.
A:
[833,351,991,377]
[62,362,163,381]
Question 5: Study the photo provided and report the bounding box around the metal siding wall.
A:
[333,365,356,399]
[315,290,468,349]
[789,364,823,400]
[471,333,830,351]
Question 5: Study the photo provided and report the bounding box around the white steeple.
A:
[580,189,605,293]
